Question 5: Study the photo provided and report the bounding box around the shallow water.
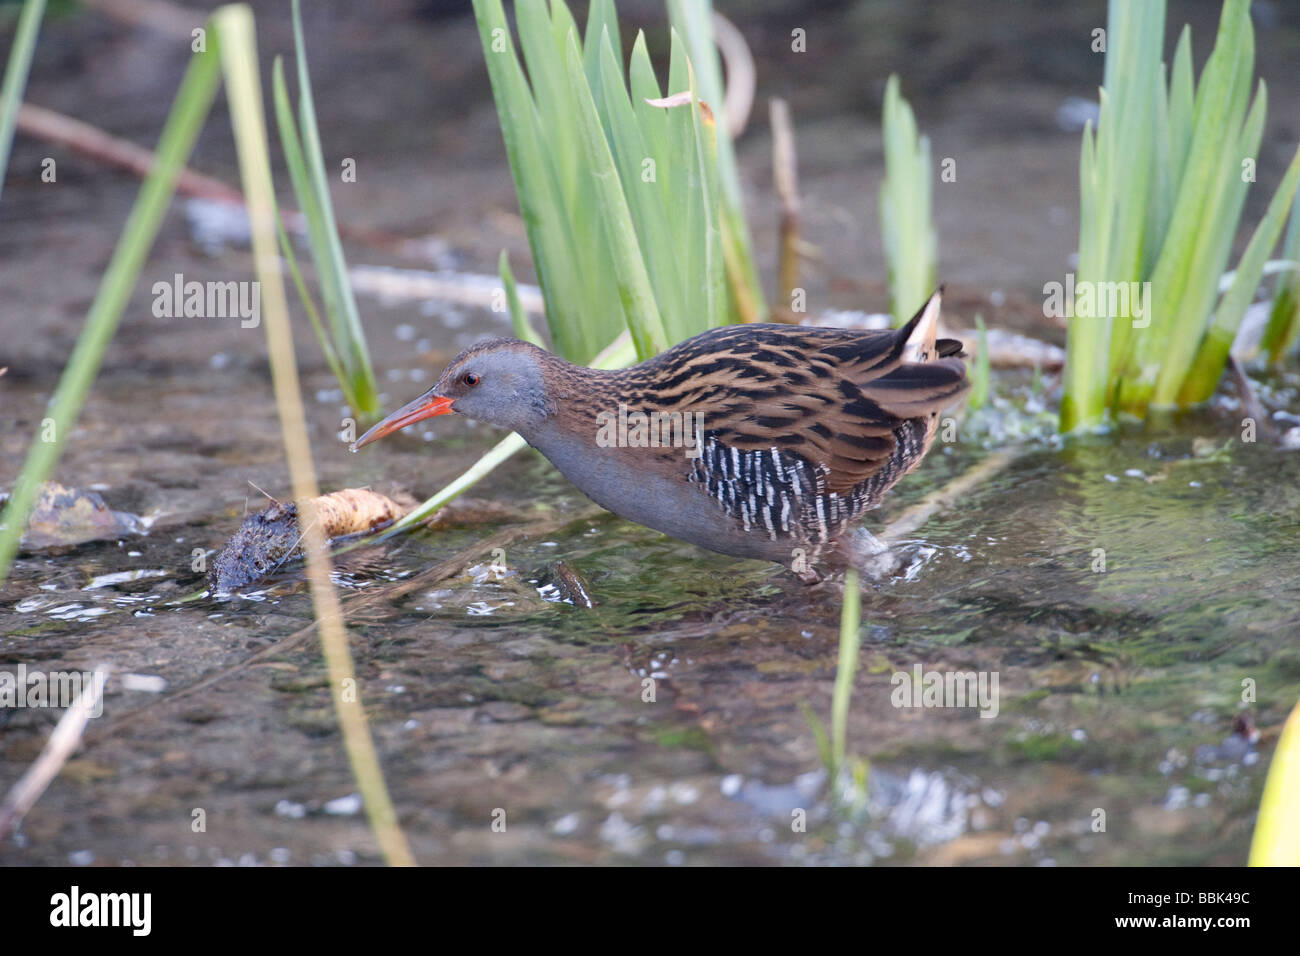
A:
[4,386,1297,865]
[4,1,1300,867]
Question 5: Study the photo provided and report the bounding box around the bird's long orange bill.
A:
[351,392,455,451]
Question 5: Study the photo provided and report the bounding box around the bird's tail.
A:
[898,288,966,363]
[900,290,942,363]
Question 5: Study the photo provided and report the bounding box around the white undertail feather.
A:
[902,290,942,364]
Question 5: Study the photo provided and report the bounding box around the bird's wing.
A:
[673,298,969,495]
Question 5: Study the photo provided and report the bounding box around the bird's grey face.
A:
[352,339,551,450]
[431,343,550,432]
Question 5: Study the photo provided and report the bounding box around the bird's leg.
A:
[857,527,888,555]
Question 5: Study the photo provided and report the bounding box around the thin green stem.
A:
[0,35,222,587]
[831,569,862,781]
[0,0,47,205]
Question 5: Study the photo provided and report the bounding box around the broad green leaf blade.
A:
[685,55,727,333]
[880,74,937,326]
[598,29,687,340]
[473,0,603,362]
[1178,142,1300,403]
[582,0,622,107]
[1132,0,1249,399]
[667,0,765,321]
[831,568,862,781]
[1062,121,1108,432]
[1261,195,1300,361]
[663,30,710,335]
[629,32,668,153]
[1166,26,1195,198]
[563,30,667,358]
[1151,73,1265,406]
[518,0,627,361]
[1097,0,1163,399]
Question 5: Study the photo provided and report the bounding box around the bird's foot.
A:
[795,566,822,585]
[842,528,900,581]
[858,548,901,581]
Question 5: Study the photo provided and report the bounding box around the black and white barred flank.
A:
[688,416,931,552]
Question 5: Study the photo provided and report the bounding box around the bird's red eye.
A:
[463,372,479,387]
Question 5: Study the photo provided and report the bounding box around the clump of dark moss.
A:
[209,489,403,592]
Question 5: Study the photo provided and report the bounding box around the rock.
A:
[22,482,146,548]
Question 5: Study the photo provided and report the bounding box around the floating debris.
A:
[323,793,363,816]
[349,264,543,314]
[120,674,168,693]
[209,488,405,592]
[551,560,596,608]
[84,568,167,590]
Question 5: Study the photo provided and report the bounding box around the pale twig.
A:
[15,102,412,254]
[880,447,1021,546]
[855,446,1023,580]
[217,5,414,866]
[246,479,277,502]
[18,102,245,204]
[348,264,545,315]
[770,97,801,305]
[712,11,755,139]
[0,669,108,842]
